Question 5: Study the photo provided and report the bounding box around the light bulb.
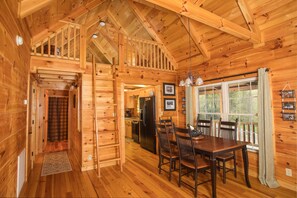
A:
[185,77,192,87]
[195,77,203,85]
[179,80,185,86]
[16,35,23,46]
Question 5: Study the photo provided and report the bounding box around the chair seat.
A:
[181,157,210,170]
[161,151,179,159]
[216,152,234,160]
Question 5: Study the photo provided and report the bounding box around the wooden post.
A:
[118,33,125,72]
[80,25,87,69]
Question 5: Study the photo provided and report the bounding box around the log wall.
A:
[0,0,31,196]
[178,33,297,190]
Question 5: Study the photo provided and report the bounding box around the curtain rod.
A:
[203,68,269,83]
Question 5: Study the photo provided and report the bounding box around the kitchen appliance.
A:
[132,120,139,143]
[139,96,156,153]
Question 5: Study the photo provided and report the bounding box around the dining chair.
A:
[156,124,179,181]
[159,116,173,127]
[217,118,238,184]
[196,115,213,136]
[175,133,211,197]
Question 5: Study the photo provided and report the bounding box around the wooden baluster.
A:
[67,24,70,59]
[73,25,76,60]
[54,32,57,57]
[48,36,50,57]
[61,28,64,58]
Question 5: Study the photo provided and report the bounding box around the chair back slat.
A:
[175,134,196,166]
[156,124,172,155]
[218,118,238,140]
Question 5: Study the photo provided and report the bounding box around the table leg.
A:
[242,146,251,188]
[210,156,216,198]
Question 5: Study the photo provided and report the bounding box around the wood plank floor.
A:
[20,139,296,197]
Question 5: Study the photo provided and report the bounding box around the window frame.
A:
[195,77,258,151]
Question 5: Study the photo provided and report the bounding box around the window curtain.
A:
[258,68,279,188]
[186,86,194,126]
[48,97,69,142]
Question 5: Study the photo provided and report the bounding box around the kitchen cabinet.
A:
[125,119,132,138]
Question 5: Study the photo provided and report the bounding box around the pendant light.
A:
[179,18,203,87]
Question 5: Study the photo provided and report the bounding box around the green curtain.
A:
[258,68,279,188]
[186,86,193,126]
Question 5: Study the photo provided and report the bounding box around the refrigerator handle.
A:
[142,103,146,127]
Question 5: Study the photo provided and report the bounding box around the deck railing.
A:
[213,121,258,149]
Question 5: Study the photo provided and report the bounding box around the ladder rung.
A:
[99,143,120,149]
[95,76,115,81]
[95,90,114,93]
[98,130,118,133]
[97,116,116,119]
[99,157,121,164]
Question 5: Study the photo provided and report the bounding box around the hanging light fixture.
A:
[179,18,203,87]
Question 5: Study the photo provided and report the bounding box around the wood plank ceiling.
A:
[20,0,297,88]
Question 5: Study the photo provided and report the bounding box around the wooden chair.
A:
[175,133,211,197]
[216,118,238,184]
[196,115,213,136]
[156,124,179,181]
[159,116,173,127]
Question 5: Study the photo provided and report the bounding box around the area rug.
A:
[41,151,72,176]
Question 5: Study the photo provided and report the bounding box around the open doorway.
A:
[44,96,69,152]
[123,83,160,157]
[41,89,71,153]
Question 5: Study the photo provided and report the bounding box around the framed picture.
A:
[281,90,295,98]
[164,98,176,111]
[163,83,175,96]
[282,102,296,110]
[282,113,296,121]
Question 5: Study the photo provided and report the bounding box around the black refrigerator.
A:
[139,96,156,154]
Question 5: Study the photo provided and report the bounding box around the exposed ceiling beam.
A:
[106,10,129,36]
[96,28,119,52]
[237,0,262,42]
[18,0,53,18]
[87,46,105,63]
[92,39,113,64]
[193,0,206,6]
[32,0,106,44]
[136,0,260,43]
[126,0,177,67]
[179,15,210,59]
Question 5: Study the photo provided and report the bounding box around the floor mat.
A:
[41,151,72,176]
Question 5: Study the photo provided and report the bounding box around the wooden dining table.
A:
[169,129,251,198]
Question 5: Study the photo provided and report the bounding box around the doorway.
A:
[44,96,69,152]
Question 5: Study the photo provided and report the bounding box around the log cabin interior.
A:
[0,0,296,197]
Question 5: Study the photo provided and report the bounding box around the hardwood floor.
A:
[20,139,296,197]
[43,140,68,153]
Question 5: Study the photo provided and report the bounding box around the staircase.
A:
[92,58,123,177]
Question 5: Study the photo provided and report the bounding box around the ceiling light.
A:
[99,20,106,27]
[179,18,203,87]
[16,35,23,46]
[92,34,98,39]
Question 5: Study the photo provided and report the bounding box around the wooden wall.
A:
[0,0,31,196]
[178,33,297,190]
[69,87,81,167]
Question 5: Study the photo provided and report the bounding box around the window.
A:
[196,78,258,150]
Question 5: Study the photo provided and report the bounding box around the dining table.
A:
[169,128,251,198]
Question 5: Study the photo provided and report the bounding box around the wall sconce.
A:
[16,35,23,46]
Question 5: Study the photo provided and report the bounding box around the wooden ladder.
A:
[92,57,123,177]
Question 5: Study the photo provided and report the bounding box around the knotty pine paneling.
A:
[69,88,81,167]
[178,33,297,190]
[0,1,31,197]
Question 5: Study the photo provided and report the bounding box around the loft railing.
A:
[125,37,176,72]
[31,24,80,60]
